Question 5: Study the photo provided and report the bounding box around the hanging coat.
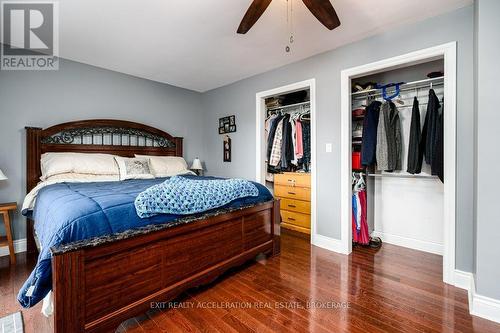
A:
[407,97,423,174]
[298,120,311,171]
[376,101,402,171]
[432,106,444,182]
[422,89,441,165]
[266,115,283,161]
[361,101,382,166]
[280,114,294,169]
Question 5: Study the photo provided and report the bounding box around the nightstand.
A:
[0,202,17,265]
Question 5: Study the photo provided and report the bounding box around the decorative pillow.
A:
[114,157,154,180]
[40,153,119,181]
[134,155,189,177]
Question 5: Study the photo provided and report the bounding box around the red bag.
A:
[352,152,362,169]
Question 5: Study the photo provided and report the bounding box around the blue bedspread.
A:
[18,175,273,308]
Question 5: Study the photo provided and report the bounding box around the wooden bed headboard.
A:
[26,119,183,193]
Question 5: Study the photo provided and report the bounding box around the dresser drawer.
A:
[274,173,311,188]
[280,198,310,214]
[274,185,310,201]
[280,210,310,229]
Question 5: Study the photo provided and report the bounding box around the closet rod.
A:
[351,76,444,97]
[352,83,444,100]
[267,101,310,111]
[367,173,438,179]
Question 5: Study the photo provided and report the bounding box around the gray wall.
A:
[475,0,500,299]
[202,6,475,272]
[0,58,203,240]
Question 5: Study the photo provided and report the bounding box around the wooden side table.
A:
[0,202,17,265]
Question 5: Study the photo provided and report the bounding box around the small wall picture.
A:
[223,135,231,162]
[219,115,236,134]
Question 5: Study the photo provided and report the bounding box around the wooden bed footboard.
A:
[51,200,280,333]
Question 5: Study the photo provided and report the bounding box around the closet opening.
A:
[256,79,316,244]
[340,43,457,284]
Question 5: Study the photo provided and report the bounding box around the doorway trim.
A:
[340,42,457,285]
[256,79,317,242]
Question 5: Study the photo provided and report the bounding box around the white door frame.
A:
[256,79,317,241]
[340,42,457,284]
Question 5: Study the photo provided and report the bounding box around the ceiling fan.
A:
[237,0,341,34]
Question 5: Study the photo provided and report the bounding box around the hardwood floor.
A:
[1,232,499,333]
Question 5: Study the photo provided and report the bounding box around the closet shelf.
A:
[267,101,310,111]
[351,76,444,97]
[367,173,438,179]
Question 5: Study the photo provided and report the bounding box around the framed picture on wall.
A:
[223,135,231,162]
[219,115,236,134]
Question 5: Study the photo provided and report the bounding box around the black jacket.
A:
[422,89,441,165]
[361,101,382,166]
[407,97,422,174]
[431,106,444,182]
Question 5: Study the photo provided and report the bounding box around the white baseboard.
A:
[452,269,500,324]
[454,269,474,290]
[371,231,443,255]
[471,292,500,324]
[311,234,347,254]
[0,238,27,257]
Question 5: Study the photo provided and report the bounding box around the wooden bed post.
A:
[52,250,85,333]
[272,199,281,256]
[174,137,183,157]
[25,127,42,255]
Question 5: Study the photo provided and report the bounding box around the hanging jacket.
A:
[432,106,444,182]
[422,89,441,165]
[407,97,423,174]
[299,120,311,171]
[266,115,283,161]
[361,101,382,166]
[376,101,402,171]
[269,119,284,167]
[295,120,304,159]
[280,114,293,169]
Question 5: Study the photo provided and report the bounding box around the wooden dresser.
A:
[274,172,311,234]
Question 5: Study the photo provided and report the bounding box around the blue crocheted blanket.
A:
[135,176,259,217]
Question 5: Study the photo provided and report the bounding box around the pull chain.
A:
[285,0,294,53]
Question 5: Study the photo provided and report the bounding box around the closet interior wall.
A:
[351,60,445,254]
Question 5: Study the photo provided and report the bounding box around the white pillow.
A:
[135,155,189,177]
[114,157,154,180]
[40,153,119,181]
[44,173,120,182]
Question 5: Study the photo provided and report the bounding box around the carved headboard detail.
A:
[26,119,183,193]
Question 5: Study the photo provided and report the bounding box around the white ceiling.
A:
[55,0,471,92]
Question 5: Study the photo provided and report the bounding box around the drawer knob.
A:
[288,217,296,221]
[288,192,296,195]
[288,204,296,208]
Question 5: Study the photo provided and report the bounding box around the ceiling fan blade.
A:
[302,0,341,30]
[237,0,273,34]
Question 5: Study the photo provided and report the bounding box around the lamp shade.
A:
[0,168,7,181]
[190,158,203,171]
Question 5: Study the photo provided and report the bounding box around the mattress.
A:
[18,175,273,308]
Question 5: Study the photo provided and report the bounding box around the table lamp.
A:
[190,158,203,176]
[0,168,7,181]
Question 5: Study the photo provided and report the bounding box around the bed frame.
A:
[25,120,280,333]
